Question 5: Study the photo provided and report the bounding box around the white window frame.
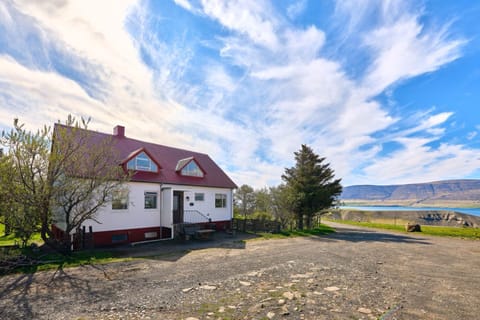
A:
[215,193,227,208]
[181,161,204,177]
[127,152,158,172]
[144,192,158,209]
[112,189,129,210]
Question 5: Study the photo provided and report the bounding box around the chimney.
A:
[113,125,125,137]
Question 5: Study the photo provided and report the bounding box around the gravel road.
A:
[1,222,479,320]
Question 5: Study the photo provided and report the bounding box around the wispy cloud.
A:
[0,0,478,188]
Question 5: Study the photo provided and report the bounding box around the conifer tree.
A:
[282,145,342,229]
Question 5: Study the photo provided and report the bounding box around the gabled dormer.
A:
[124,148,160,173]
[176,157,205,177]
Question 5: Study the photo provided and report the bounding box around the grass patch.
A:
[329,220,480,239]
[250,224,335,240]
[0,223,43,247]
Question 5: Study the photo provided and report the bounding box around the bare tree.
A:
[1,116,129,254]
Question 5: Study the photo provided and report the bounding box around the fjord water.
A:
[340,206,480,217]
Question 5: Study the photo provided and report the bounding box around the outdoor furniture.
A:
[195,229,215,240]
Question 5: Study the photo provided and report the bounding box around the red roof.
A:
[54,124,237,189]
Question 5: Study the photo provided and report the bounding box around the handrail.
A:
[183,210,211,224]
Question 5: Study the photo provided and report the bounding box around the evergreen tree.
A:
[282,145,342,229]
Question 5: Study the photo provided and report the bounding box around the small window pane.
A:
[215,193,227,208]
[144,192,158,209]
[112,234,128,243]
[127,152,157,172]
[194,193,204,201]
[181,161,204,177]
[112,190,129,210]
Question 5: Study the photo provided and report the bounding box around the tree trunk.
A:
[306,215,312,229]
[297,212,304,230]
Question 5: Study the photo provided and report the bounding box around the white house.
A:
[51,125,237,247]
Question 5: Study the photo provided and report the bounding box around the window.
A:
[194,193,204,201]
[144,192,158,209]
[181,161,204,177]
[112,189,129,210]
[215,193,227,208]
[144,232,158,239]
[127,152,158,172]
[111,234,128,243]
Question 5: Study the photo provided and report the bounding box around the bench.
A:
[181,224,215,240]
[194,229,215,240]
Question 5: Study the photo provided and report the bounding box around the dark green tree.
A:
[282,144,342,229]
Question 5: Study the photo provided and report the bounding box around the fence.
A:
[232,218,281,233]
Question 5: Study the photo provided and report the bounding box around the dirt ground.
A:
[1,222,479,320]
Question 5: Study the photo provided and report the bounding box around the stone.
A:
[278,299,286,305]
[239,281,252,286]
[324,286,340,292]
[182,288,193,293]
[218,307,225,313]
[267,311,275,319]
[185,318,199,320]
[358,307,372,314]
[281,305,289,315]
[282,292,295,300]
[199,285,217,290]
[405,223,421,232]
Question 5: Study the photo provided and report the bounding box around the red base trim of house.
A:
[51,220,232,249]
[92,226,172,247]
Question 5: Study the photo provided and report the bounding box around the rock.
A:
[239,281,252,286]
[199,285,217,290]
[267,311,275,319]
[358,307,372,314]
[405,223,421,232]
[281,305,290,315]
[278,299,286,305]
[182,288,193,293]
[218,306,225,313]
[228,305,236,309]
[282,292,295,300]
[185,317,199,320]
[324,286,340,292]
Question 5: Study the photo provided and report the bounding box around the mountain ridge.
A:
[341,179,480,207]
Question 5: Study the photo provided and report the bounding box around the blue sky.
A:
[1,0,480,187]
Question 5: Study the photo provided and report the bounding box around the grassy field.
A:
[329,219,480,240]
[0,223,43,247]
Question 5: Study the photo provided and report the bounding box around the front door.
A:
[173,191,184,224]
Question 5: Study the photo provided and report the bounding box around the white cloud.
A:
[287,0,307,20]
[0,0,477,189]
[200,0,280,50]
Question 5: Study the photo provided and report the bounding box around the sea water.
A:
[339,206,480,217]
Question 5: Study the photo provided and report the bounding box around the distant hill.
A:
[341,179,480,207]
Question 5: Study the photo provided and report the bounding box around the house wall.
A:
[79,182,162,233]
[53,181,233,246]
[162,184,233,223]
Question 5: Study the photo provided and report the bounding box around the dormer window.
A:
[127,151,158,172]
[176,157,205,177]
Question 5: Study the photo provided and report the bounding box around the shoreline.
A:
[326,209,480,228]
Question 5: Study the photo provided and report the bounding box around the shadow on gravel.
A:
[108,231,256,261]
[0,264,111,320]
[317,227,432,245]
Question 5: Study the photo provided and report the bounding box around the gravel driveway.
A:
[1,222,479,320]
